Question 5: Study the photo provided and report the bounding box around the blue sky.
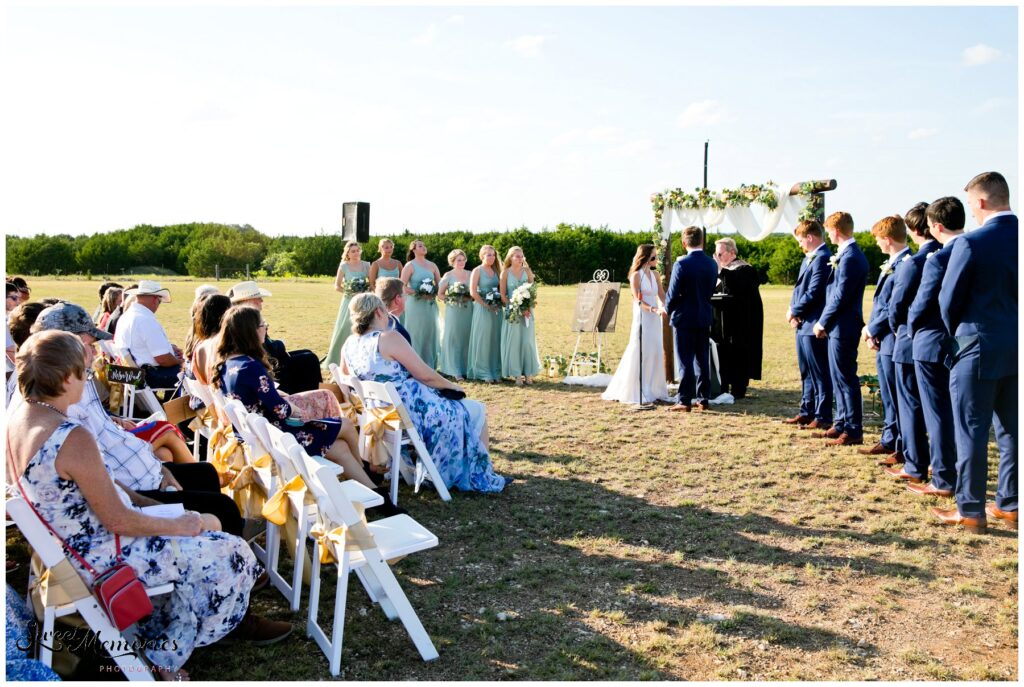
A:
[1,4,1017,237]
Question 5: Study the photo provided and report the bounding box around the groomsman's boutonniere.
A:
[882,263,895,277]
[828,255,840,270]
[926,251,938,260]
[901,254,912,263]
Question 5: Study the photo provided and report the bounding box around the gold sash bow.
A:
[309,511,374,564]
[363,405,402,468]
[261,474,307,526]
[208,425,246,475]
[336,395,364,425]
[228,452,272,517]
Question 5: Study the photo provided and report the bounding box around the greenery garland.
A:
[650,181,824,259]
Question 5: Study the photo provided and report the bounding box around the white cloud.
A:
[971,97,1006,115]
[413,15,464,46]
[908,127,939,140]
[609,139,653,157]
[677,100,734,129]
[507,35,550,58]
[963,43,1003,66]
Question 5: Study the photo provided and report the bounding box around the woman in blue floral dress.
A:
[214,305,380,492]
[7,331,282,681]
[340,294,506,494]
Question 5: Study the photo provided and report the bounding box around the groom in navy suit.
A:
[667,226,719,411]
[812,212,869,446]
[905,196,966,496]
[934,172,1018,533]
[784,219,833,429]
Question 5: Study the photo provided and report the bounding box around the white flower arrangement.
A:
[505,281,538,326]
[416,277,437,301]
[444,281,472,307]
[483,287,502,309]
[342,276,369,296]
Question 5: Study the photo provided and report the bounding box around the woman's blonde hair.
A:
[17,330,86,399]
[349,293,386,335]
[501,246,524,272]
[378,238,394,255]
[447,249,467,267]
[478,244,497,264]
[343,241,361,260]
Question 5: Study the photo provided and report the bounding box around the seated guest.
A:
[106,283,136,336]
[340,293,505,492]
[8,302,47,348]
[186,294,233,386]
[9,276,31,305]
[5,283,18,370]
[18,302,254,534]
[228,280,322,393]
[8,331,290,680]
[97,286,122,332]
[114,280,183,389]
[92,281,123,323]
[213,305,396,506]
[375,277,412,343]
[194,283,219,301]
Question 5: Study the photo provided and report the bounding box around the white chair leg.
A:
[39,606,56,667]
[357,566,399,620]
[328,558,351,677]
[77,601,157,680]
[388,435,401,507]
[306,541,323,638]
[290,516,308,612]
[365,558,439,661]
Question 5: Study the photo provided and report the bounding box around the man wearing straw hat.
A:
[115,280,183,389]
[228,280,322,392]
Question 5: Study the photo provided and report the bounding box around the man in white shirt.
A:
[114,280,183,388]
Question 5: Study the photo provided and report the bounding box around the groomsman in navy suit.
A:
[882,204,940,480]
[859,216,912,456]
[667,226,719,412]
[905,196,965,496]
[934,172,1018,533]
[784,219,833,430]
[812,212,869,446]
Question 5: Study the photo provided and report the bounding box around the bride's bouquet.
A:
[482,287,502,310]
[505,282,538,326]
[444,281,472,307]
[342,276,369,296]
[416,277,437,301]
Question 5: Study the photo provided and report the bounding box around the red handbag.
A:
[15,478,154,631]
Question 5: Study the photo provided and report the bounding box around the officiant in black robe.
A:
[711,238,763,399]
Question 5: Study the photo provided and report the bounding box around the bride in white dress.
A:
[602,244,671,404]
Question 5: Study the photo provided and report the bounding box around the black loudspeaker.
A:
[342,202,370,243]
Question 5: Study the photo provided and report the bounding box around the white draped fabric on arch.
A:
[659,183,811,241]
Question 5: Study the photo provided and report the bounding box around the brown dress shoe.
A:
[224,612,294,646]
[783,414,813,425]
[883,466,924,483]
[931,507,987,533]
[986,503,1018,529]
[812,427,842,439]
[694,401,710,411]
[827,433,863,446]
[858,442,892,456]
[876,452,906,466]
[906,482,954,497]
[800,419,831,431]
[669,404,691,412]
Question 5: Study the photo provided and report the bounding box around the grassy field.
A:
[7,277,1017,680]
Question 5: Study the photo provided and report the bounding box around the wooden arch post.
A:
[657,179,838,383]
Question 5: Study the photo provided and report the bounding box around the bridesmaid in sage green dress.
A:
[324,241,370,368]
[400,239,441,368]
[368,238,404,324]
[438,249,474,380]
[500,245,540,385]
[466,244,503,383]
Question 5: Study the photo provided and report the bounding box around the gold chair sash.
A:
[336,395,364,425]
[228,453,272,517]
[261,475,307,526]
[363,405,402,469]
[308,510,374,565]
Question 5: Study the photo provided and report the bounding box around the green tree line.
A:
[5,222,891,286]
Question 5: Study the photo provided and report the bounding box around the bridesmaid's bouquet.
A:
[342,276,369,296]
[482,287,502,311]
[505,282,538,326]
[444,282,472,307]
[416,277,437,301]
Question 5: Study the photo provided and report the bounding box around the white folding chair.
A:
[7,498,174,680]
[251,416,382,611]
[292,442,439,677]
[358,380,452,506]
[221,399,277,565]
[180,376,217,462]
[108,344,172,420]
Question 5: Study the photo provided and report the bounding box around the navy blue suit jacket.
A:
[939,213,1018,378]
[818,240,869,339]
[789,243,831,336]
[888,241,939,364]
[388,313,412,344]
[866,246,911,355]
[667,249,718,329]
[907,239,956,364]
